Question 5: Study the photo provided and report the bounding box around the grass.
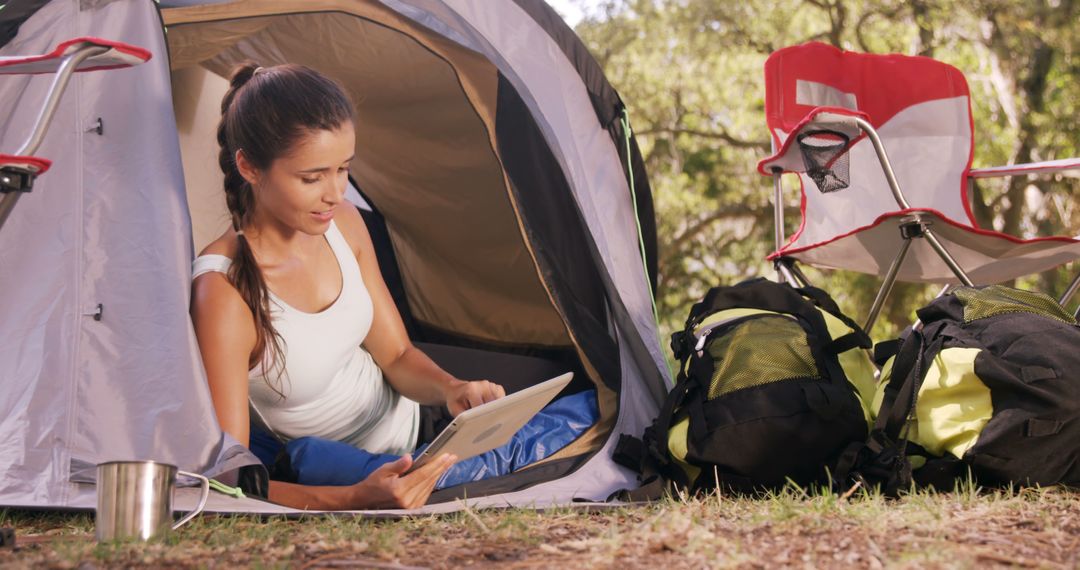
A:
[2,484,1079,569]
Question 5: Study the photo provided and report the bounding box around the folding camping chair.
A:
[0,37,151,234]
[756,42,1080,330]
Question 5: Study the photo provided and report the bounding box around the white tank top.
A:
[191,220,419,455]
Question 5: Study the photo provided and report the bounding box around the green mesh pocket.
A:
[705,316,818,400]
[955,285,1076,325]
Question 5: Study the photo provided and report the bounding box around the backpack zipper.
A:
[693,313,799,354]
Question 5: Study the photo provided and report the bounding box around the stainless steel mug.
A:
[95,460,210,541]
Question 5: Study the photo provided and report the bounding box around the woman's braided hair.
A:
[216,62,355,396]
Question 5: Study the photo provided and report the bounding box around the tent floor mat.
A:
[5,486,629,518]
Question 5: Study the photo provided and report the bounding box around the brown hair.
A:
[216,62,355,395]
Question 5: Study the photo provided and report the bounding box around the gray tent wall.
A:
[391,0,672,504]
[0,0,670,511]
[0,0,254,509]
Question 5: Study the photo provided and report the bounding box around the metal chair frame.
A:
[0,42,110,234]
[771,116,1080,329]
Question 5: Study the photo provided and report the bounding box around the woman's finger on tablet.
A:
[402,453,455,508]
[489,381,506,401]
[407,452,455,482]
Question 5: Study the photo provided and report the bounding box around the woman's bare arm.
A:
[190,270,258,447]
[190,258,456,510]
[266,453,455,510]
[333,205,504,412]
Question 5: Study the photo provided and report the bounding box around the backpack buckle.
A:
[693,332,709,353]
[670,331,689,361]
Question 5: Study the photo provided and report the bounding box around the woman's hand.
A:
[444,379,506,417]
[352,453,456,509]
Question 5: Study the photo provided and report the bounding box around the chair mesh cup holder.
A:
[797,129,851,194]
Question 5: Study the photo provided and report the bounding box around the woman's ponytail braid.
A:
[216,62,287,397]
[214,60,355,397]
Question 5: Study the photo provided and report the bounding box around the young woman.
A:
[190,63,506,510]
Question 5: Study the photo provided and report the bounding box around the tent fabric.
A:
[0,0,51,48]
[167,8,570,349]
[0,0,669,511]
[59,483,626,517]
[162,0,631,494]
[507,0,660,293]
[399,0,671,404]
[0,0,253,507]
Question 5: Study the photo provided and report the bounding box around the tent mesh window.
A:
[955,285,1077,325]
[797,129,850,194]
[704,316,818,400]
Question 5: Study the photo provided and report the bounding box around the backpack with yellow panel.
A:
[836,286,1080,494]
[615,278,876,494]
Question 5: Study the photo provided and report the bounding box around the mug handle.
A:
[172,470,210,530]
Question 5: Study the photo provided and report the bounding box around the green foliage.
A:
[575,0,1080,343]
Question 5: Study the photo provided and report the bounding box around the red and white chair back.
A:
[759,41,974,256]
[757,42,1080,288]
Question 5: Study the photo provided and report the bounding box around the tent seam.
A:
[60,5,85,507]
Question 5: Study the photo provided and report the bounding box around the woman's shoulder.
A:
[190,230,256,366]
[191,231,250,318]
[331,203,370,258]
[192,231,239,282]
[199,229,242,259]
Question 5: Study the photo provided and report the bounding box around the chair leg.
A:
[1059,270,1080,309]
[775,257,811,288]
[0,193,20,234]
[771,168,789,285]
[864,238,913,332]
[776,260,801,288]
[771,170,786,253]
[922,228,975,287]
[788,261,813,288]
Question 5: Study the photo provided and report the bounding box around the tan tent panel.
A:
[167,1,571,348]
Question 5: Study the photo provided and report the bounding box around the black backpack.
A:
[836,285,1080,495]
[615,278,874,495]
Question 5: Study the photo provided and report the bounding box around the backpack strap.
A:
[644,370,698,488]
[873,338,903,367]
[836,327,947,495]
[878,333,944,440]
[614,366,697,491]
[699,281,846,361]
[798,285,873,354]
[611,435,670,501]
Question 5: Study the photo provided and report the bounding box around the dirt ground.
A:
[2,485,1079,569]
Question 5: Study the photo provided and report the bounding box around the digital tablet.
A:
[406,372,574,473]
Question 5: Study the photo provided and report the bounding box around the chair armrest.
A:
[0,37,151,76]
[757,106,868,175]
[968,158,1080,179]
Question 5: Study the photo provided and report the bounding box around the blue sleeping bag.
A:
[250,389,598,490]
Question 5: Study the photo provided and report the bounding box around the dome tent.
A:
[0,0,669,513]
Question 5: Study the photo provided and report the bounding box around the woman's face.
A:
[241,121,356,236]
